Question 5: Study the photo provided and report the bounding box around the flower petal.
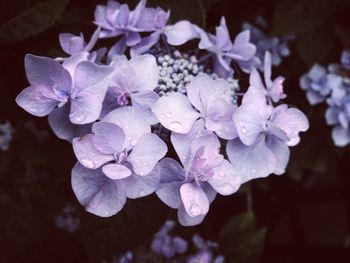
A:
[121,167,160,199]
[48,104,92,142]
[102,163,132,179]
[164,20,198,46]
[70,62,114,124]
[155,158,185,209]
[128,133,167,176]
[103,106,151,150]
[151,92,200,134]
[177,204,206,226]
[332,126,350,147]
[226,137,276,183]
[72,134,113,169]
[266,137,290,175]
[270,104,309,146]
[71,163,127,217]
[208,160,241,195]
[91,122,125,154]
[180,182,209,217]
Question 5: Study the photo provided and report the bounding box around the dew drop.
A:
[219,171,225,177]
[80,159,95,169]
[139,189,145,196]
[140,171,145,176]
[169,121,183,133]
[105,211,109,215]
[127,137,132,141]
[131,139,137,146]
[222,185,231,194]
[165,112,173,118]
[241,126,247,134]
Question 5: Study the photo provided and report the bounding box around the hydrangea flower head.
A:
[15,0,310,224]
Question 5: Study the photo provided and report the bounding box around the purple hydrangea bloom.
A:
[73,106,167,178]
[197,17,259,78]
[130,7,198,55]
[227,84,309,183]
[300,64,336,105]
[71,107,166,217]
[156,120,241,226]
[150,220,188,258]
[151,74,237,139]
[244,52,286,104]
[101,54,159,124]
[16,54,112,122]
[59,27,106,62]
[16,54,114,141]
[325,81,350,146]
[94,0,154,56]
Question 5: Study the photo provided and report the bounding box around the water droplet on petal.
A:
[131,139,137,146]
[241,126,247,134]
[169,121,183,133]
[105,211,109,215]
[189,203,202,217]
[217,129,223,135]
[139,189,145,196]
[219,171,225,177]
[139,171,145,175]
[166,112,173,118]
[127,137,132,141]
[80,159,95,169]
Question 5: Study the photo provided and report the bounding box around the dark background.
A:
[1,0,350,262]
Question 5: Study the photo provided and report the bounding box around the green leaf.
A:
[0,0,70,44]
[296,24,335,66]
[219,212,266,263]
[272,0,330,35]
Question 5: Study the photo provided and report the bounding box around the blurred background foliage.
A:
[1,0,350,262]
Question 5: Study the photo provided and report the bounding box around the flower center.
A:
[113,149,128,164]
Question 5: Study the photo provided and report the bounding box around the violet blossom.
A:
[227,82,309,183]
[94,0,154,57]
[130,7,198,55]
[151,73,237,139]
[71,107,166,217]
[156,120,241,226]
[59,27,106,62]
[101,54,159,124]
[197,17,259,78]
[16,54,114,141]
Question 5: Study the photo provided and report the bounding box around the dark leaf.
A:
[0,0,70,44]
[272,0,331,35]
[296,24,335,66]
[219,212,266,263]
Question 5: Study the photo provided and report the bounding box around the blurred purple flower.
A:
[0,121,14,151]
[150,220,188,258]
[325,81,350,146]
[299,64,335,105]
